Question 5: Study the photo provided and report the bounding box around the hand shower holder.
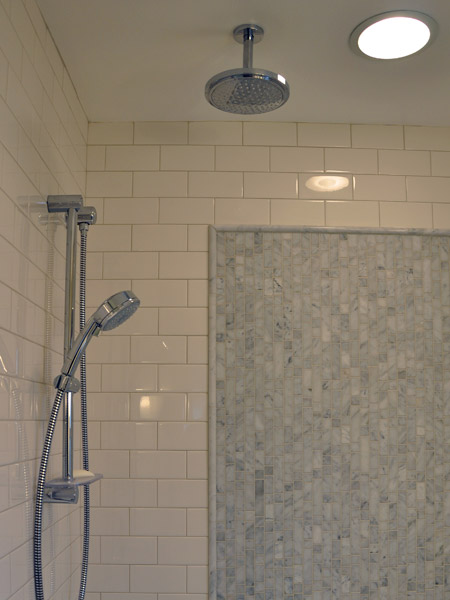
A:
[44,472,103,504]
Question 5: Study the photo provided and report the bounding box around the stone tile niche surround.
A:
[209,226,450,600]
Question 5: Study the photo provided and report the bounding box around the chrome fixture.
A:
[349,11,438,60]
[34,197,140,600]
[57,290,140,385]
[205,24,290,114]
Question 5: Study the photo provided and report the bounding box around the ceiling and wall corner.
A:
[36,0,450,125]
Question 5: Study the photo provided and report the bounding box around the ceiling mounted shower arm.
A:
[234,24,263,69]
[243,28,253,69]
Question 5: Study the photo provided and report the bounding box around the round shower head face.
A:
[94,290,140,331]
[205,68,290,115]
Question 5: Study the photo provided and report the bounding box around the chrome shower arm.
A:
[243,27,254,68]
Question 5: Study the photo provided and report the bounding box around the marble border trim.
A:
[213,225,450,236]
[208,225,218,600]
[207,223,450,600]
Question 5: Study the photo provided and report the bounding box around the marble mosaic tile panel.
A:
[210,229,450,600]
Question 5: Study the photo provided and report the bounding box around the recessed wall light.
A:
[349,11,438,60]
[305,175,350,192]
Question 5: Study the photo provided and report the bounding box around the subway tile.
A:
[106,145,160,171]
[101,537,157,565]
[132,280,187,307]
[188,280,208,307]
[325,200,379,227]
[85,225,131,252]
[215,198,269,225]
[130,508,186,536]
[431,152,450,176]
[216,146,269,171]
[187,566,208,593]
[130,450,186,478]
[101,422,157,449]
[90,508,130,535]
[88,122,133,144]
[131,336,187,363]
[158,480,208,507]
[86,172,133,197]
[158,538,207,565]
[159,252,207,279]
[89,451,130,479]
[102,364,158,392]
[270,199,324,226]
[87,565,129,593]
[86,252,103,280]
[160,198,214,225]
[104,197,159,224]
[188,336,207,363]
[406,176,450,203]
[159,308,207,335]
[103,307,158,336]
[351,124,404,149]
[87,393,130,421]
[353,174,406,201]
[86,334,130,364]
[130,393,186,421]
[378,150,430,175]
[188,121,242,145]
[270,147,323,172]
[158,365,207,392]
[188,225,209,250]
[161,146,214,171]
[244,172,298,198]
[102,595,156,600]
[187,451,207,478]
[405,125,450,150]
[325,148,377,174]
[380,201,432,228]
[134,172,187,197]
[243,122,296,146]
[298,123,350,147]
[189,172,243,197]
[131,566,186,593]
[0,4,23,77]
[432,204,450,228]
[187,394,208,421]
[87,145,105,170]
[103,251,158,279]
[187,509,208,536]
[132,224,187,251]
[158,423,207,450]
[134,122,188,144]
[101,479,157,507]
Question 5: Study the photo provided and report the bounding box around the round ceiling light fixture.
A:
[349,11,438,60]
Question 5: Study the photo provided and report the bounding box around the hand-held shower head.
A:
[61,291,140,379]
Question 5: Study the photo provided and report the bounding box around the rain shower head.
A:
[205,24,290,115]
[61,291,140,379]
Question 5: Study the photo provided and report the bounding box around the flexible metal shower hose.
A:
[78,226,90,600]
[33,387,65,600]
[33,226,91,600]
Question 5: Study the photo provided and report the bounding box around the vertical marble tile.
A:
[211,228,450,600]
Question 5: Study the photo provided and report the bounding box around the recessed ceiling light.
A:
[349,11,438,60]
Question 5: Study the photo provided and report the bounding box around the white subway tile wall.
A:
[0,0,88,598]
[84,118,450,600]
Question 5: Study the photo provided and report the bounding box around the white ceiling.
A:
[36,0,450,125]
